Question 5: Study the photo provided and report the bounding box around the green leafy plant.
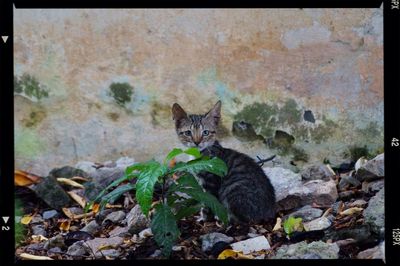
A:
[283,216,304,237]
[92,147,228,257]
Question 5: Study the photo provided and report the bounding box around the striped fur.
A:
[172,101,276,223]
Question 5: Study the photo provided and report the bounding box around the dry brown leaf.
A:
[19,253,54,260]
[272,217,282,231]
[15,170,42,186]
[21,215,34,225]
[70,176,91,182]
[92,203,100,214]
[57,178,85,189]
[217,249,253,259]
[31,235,49,242]
[75,212,95,220]
[62,208,75,219]
[67,191,86,208]
[59,220,71,232]
[339,207,363,216]
[105,204,123,209]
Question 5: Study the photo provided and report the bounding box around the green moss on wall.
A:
[278,99,302,124]
[22,108,47,128]
[107,112,120,122]
[109,82,133,107]
[14,74,49,100]
[234,102,279,137]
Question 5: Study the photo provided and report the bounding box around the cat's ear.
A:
[205,100,221,125]
[172,103,188,125]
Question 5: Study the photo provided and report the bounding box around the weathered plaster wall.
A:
[14,8,383,175]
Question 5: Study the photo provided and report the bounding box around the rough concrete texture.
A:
[14,9,383,175]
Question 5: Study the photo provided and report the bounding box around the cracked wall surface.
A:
[14,8,383,175]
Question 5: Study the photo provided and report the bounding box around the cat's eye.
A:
[184,130,192,136]
[202,130,210,136]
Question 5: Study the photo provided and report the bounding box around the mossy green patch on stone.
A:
[22,107,47,128]
[109,82,133,107]
[14,74,49,100]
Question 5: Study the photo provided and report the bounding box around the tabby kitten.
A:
[172,101,276,223]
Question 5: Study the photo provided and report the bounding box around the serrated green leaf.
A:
[283,216,303,236]
[175,174,203,190]
[92,174,137,204]
[164,148,184,165]
[126,160,157,175]
[183,147,202,159]
[179,187,228,225]
[135,162,167,216]
[99,183,136,208]
[151,203,180,257]
[174,203,202,220]
[170,157,227,177]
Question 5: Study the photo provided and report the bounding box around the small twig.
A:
[256,155,276,167]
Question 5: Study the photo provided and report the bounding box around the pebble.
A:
[230,236,271,255]
[303,217,332,231]
[43,210,59,220]
[103,210,126,224]
[200,232,234,252]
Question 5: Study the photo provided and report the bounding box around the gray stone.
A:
[44,234,66,250]
[31,224,47,237]
[84,167,125,201]
[95,249,121,259]
[75,161,97,175]
[103,210,126,224]
[108,226,130,237]
[31,214,44,224]
[49,166,89,179]
[32,176,72,210]
[362,179,384,193]
[67,240,87,257]
[364,188,385,238]
[303,217,331,231]
[138,228,153,239]
[47,247,62,256]
[301,164,335,181]
[338,175,361,190]
[265,167,338,211]
[126,205,150,234]
[230,235,271,255]
[331,201,343,215]
[84,236,124,254]
[357,241,385,260]
[324,225,375,244]
[81,220,101,235]
[273,241,339,259]
[284,205,323,222]
[356,153,384,181]
[115,157,135,169]
[200,232,234,252]
[43,210,59,220]
[349,199,368,208]
[25,242,45,252]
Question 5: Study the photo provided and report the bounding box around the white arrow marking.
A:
[2,36,9,43]
[2,217,9,224]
